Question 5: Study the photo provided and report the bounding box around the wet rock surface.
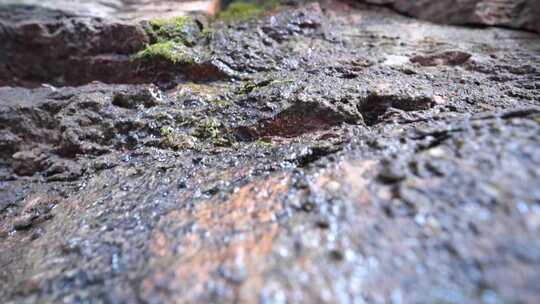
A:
[1,0,540,303]
[363,0,540,33]
[0,1,222,86]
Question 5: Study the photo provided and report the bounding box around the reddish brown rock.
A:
[141,174,290,303]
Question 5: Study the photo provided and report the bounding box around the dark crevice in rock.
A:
[358,93,435,126]
[414,132,452,152]
[235,101,359,141]
[293,145,343,168]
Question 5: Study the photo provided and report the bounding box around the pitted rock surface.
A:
[0,1,539,303]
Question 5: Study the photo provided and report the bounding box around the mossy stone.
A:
[134,41,195,65]
[146,16,201,46]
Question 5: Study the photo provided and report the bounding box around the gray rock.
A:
[364,0,540,33]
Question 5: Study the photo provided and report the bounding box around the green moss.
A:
[150,16,191,30]
[216,0,285,22]
[134,41,195,65]
[217,2,265,22]
[146,16,200,46]
[134,15,203,64]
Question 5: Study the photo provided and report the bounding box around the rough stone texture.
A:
[364,0,540,33]
[1,0,540,303]
[0,0,220,20]
[0,1,223,87]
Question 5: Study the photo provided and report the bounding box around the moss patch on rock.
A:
[134,16,202,65]
[134,41,195,65]
[146,16,201,46]
[216,0,284,22]
[216,2,265,22]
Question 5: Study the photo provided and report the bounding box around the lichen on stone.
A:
[159,126,197,150]
[192,118,235,147]
[159,117,235,150]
